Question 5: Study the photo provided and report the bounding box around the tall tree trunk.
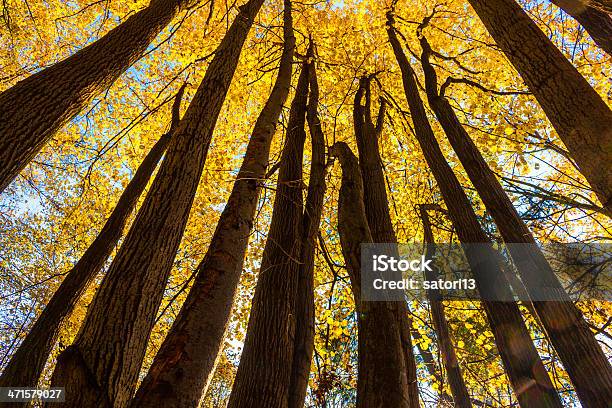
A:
[387,13,563,408]
[129,3,295,406]
[0,87,184,399]
[288,55,328,408]
[330,141,412,408]
[551,0,612,55]
[419,205,473,408]
[226,57,310,408]
[352,76,420,407]
[411,329,455,405]
[48,2,264,407]
[466,0,612,216]
[418,31,612,407]
[589,0,612,14]
[0,0,200,192]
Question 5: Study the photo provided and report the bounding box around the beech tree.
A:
[129,2,295,406]
[352,75,419,407]
[331,141,415,408]
[388,11,563,408]
[0,0,201,192]
[227,55,310,408]
[466,0,612,216]
[419,204,472,408]
[48,1,265,406]
[289,58,328,408]
[0,85,184,397]
[417,21,612,406]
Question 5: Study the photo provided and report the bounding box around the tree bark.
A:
[551,0,612,55]
[352,76,420,407]
[0,0,199,193]
[418,31,612,408]
[330,141,412,408]
[0,87,183,399]
[288,55,328,408]
[226,56,310,408]
[589,0,612,14]
[48,2,264,407]
[419,205,472,408]
[466,0,612,216]
[387,12,563,408]
[128,3,295,406]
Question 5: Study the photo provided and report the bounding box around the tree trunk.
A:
[352,75,420,407]
[418,32,612,408]
[387,13,563,408]
[551,0,612,55]
[466,0,612,216]
[411,329,454,405]
[330,141,412,408]
[419,205,472,408]
[129,3,295,406]
[589,0,612,14]
[48,2,264,407]
[288,56,327,408]
[0,0,199,193]
[226,56,310,408]
[0,87,183,398]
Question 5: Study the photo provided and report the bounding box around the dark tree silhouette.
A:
[129,3,295,406]
[418,25,612,407]
[388,11,563,407]
[467,0,612,217]
[0,0,201,192]
[48,1,265,406]
[227,56,310,408]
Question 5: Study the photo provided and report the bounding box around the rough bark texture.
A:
[419,205,472,408]
[467,0,612,216]
[288,56,327,408]
[0,0,199,192]
[387,13,563,408]
[551,0,612,55]
[226,58,310,408]
[129,4,295,407]
[48,2,264,407]
[0,87,183,397]
[590,0,612,13]
[352,76,420,408]
[331,142,412,408]
[419,31,612,408]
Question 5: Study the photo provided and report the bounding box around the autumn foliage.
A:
[0,0,611,407]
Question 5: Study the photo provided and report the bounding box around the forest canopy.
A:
[0,0,610,407]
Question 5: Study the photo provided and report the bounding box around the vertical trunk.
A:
[48,2,264,407]
[288,56,328,408]
[129,3,295,406]
[466,0,612,216]
[419,205,473,408]
[387,13,563,408]
[0,0,200,192]
[551,0,612,55]
[226,57,310,408]
[418,32,612,407]
[352,76,420,408]
[0,87,183,397]
[330,141,412,408]
[411,330,453,404]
